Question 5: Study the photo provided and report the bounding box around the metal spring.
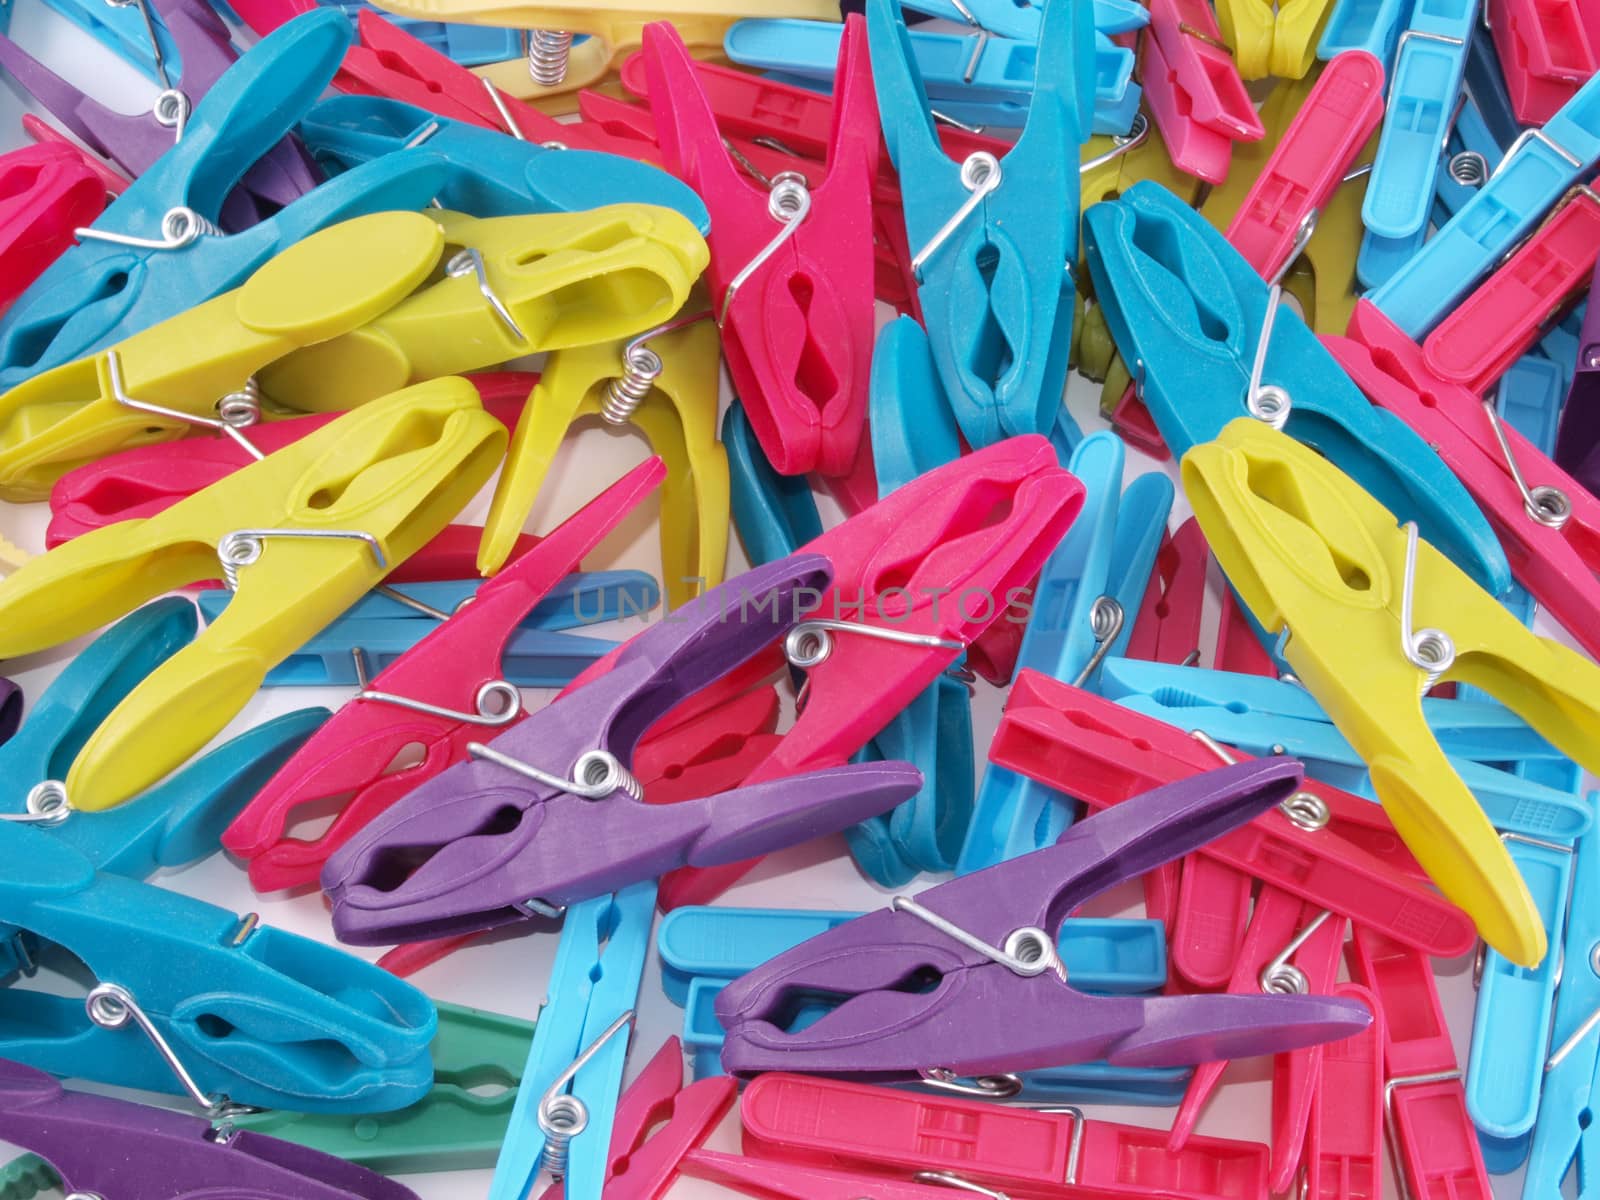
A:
[467,743,644,802]
[0,781,71,826]
[75,205,220,251]
[600,343,662,425]
[538,1092,584,1177]
[1448,150,1488,186]
[526,28,573,86]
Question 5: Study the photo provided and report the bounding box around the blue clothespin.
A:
[0,9,449,390]
[299,94,711,232]
[1362,0,1478,243]
[1463,24,1522,149]
[1433,93,1503,222]
[195,572,655,686]
[655,905,1187,1102]
[957,431,1170,876]
[868,0,1089,449]
[724,400,823,568]
[1083,178,1512,595]
[0,820,435,1112]
[1523,795,1600,1196]
[321,0,520,64]
[1356,223,1427,289]
[1317,0,1415,65]
[37,0,181,81]
[1534,304,1585,397]
[1369,68,1600,338]
[489,883,653,1200]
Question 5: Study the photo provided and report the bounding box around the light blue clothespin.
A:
[1356,224,1427,289]
[300,94,711,232]
[38,0,181,82]
[1468,829,1576,1170]
[655,905,1186,1103]
[1522,794,1600,1197]
[1362,0,1479,241]
[489,883,653,1200]
[195,573,654,686]
[1433,93,1503,221]
[322,0,520,64]
[957,432,1171,877]
[1370,67,1600,338]
[1317,0,1415,65]
[1534,304,1584,397]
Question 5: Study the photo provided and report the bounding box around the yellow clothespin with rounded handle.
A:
[0,378,506,811]
[0,211,446,502]
[260,206,710,412]
[1183,417,1600,969]
[479,307,727,609]
[1215,0,1334,78]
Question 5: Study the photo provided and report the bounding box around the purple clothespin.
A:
[0,1057,419,1199]
[1555,262,1600,496]
[0,679,18,745]
[0,0,318,227]
[322,554,923,947]
[716,758,1373,1085]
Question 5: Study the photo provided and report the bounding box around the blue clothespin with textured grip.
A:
[1369,68,1600,338]
[868,0,1089,449]
[299,95,710,231]
[1083,178,1512,595]
[195,572,655,686]
[724,400,823,569]
[0,8,449,391]
[37,0,181,81]
[957,431,1170,877]
[489,883,652,1200]
[0,819,436,1113]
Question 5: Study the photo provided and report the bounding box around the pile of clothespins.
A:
[2,0,1600,1193]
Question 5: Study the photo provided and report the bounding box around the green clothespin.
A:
[236,1000,536,1174]
[0,1155,59,1200]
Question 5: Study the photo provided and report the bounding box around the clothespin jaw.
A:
[258,206,711,411]
[1083,178,1512,596]
[724,397,825,567]
[640,18,876,478]
[222,459,666,892]
[321,554,923,946]
[0,1059,422,1200]
[718,757,1371,1082]
[1215,0,1335,77]
[1140,0,1266,183]
[0,377,506,811]
[1181,416,1600,967]
[867,0,1089,449]
[1488,0,1597,123]
[477,314,729,608]
[0,144,106,313]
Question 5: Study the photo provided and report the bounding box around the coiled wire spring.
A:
[526,28,573,86]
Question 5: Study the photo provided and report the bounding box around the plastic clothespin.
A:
[958,431,1171,876]
[1555,258,1600,491]
[1368,68,1600,338]
[257,207,710,412]
[329,1,521,67]
[0,0,320,228]
[1488,0,1598,123]
[868,0,1088,448]
[683,1150,990,1200]
[0,819,436,1111]
[725,399,824,568]
[640,19,875,478]
[477,318,727,610]
[737,1073,1284,1199]
[1330,299,1600,663]
[1315,0,1411,65]
[1347,926,1493,1198]
[719,758,1371,1082]
[299,94,711,229]
[537,1035,735,1200]
[0,1059,422,1200]
[20,114,133,197]
[990,671,1481,958]
[1141,0,1266,183]
[34,0,178,77]
[1183,416,1600,967]
[659,434,1086,908]
[1216,0,1338,78]
[1127,515,1209,666]
[222,460,664,892]
[0,377,505,811]
[1300,982,1385,1200]
[1083,180,1511,595]
[0,144,105,314]
[236,1000,536,1174]
[321,555,924,945]
[42,377,538,577]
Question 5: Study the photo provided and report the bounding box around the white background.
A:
[0,8,1523,1196]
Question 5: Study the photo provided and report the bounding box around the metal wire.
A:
[217,529,386,590]
[784,620,963,669]
[107,350,263,460]
[892,895,1062,978]
[2,781,72,826]
[1245,285,1292,428]
[1481,393,1571,527]
[536,1011,635,1178]
[1189,730,1329,831]
[912,152,1001,280]
[1258,910,1333,993]
[916,1068,1024,1099]
[719,173,811,326]
[1398,522,1456,688]
[600,343,663,426]
[358,679,522,727]
[467,743,644,802]
[446,247,528,345]
[526,27,573,85]
[75,206,220,251]
[1070,596,1124,687]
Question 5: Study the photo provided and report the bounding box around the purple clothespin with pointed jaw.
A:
[717,758,1372,1088]
[1555,265,1600,497]
[322,554,923,948]
[0,0,318,227]
[0,1057,418,1200]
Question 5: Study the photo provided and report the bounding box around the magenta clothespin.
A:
[1139,0,1265,183]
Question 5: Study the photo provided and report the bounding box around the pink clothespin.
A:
[1140,0,1265,184]
[1347,927,1491,1200]
[641,18,878,478]
[333,10,514,131]
[1128,516,1208,667]
[0,143,106,313]
[1215,589,1277,676]
[1304,983,1385,1200]
[539,1037,735,1200]
[1489,0,1600,122]
[685,1150,979,1200]
[19,116,128,196]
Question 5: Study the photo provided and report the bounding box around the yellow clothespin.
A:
[260,206,710,412]
[0,533,27,576]
[365,1,838,104]
[1215,0,1334,79]
[0,211,446,502]
[1183,417,1600,968]
[479,307,728,609]
[0,378,506,810]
